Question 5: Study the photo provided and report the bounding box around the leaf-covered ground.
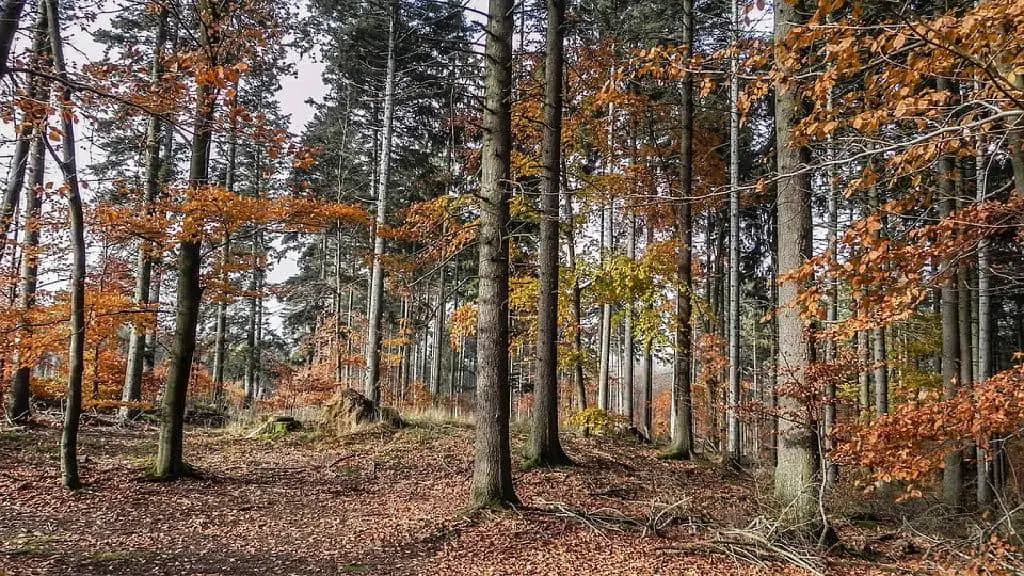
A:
[0,420,975,575]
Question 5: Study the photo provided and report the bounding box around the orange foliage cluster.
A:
[837,359,1024,490]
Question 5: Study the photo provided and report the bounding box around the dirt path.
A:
[0,422,930,575]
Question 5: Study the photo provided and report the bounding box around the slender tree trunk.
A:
[0,0,43,269]
[527,0,569,465]
[937,97,962,506]
[640,222,654,438]
[773,0,818,523]
[46,0,84,490]
[122,6,169,421]
[8,1,47,423]
[824,114,839,484]
[665,0,694,460]
[472,0,517,507]
[0,0,25,79]
[976,137,994,508]
[597,197,613,410]
[563,171,585,411]
[363,0,398,405]
[727,0,742,463]
[10,127,44,424]
[154,0,217,480]
[623,212,635,425]
[447,260,460,401]
[430,265,445,396]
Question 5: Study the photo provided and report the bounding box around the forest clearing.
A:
[2,0,1024,573]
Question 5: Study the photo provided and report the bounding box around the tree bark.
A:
[122,5,169,421]
[45,0,85,490]
[727,0,742,463]
[154,0,217,480]
[430,265,445,396]
[0,0,26,78]
[664,0,694,460]
[472,0,517,507]
[563,169,585,412]
[937,105,962,506]
[773,0,818,524]
[363,0,398,406]
[527,0,569,466]
[8,0,47,423]
[623,212,635,425]
[976,137,994,508]
[10,125,44,424]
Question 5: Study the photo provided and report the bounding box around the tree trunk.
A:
[430,265,445,396]
[824,108,839,484]
[8,1,47,424]
[472,0,517,508]
[727,0,742,462]
[773,0,818,524]
[597,199,613,410]
[937,98,962,506]
[46,0,84,490]
[563,169,586,411]
[640,222,654,437]
[0,0,43,269]
[623,212,635,425]
[121,6,169,421]
[664,0,694,460]
[10,126,44,424]
[363,0,398,406]
[0,0,25,78]
[154,0,217,480]
[527,0,569,466]
[976,138,994,508]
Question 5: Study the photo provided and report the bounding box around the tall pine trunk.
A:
[664,0,694,460]
[527,0,569,465]
[363,0,398,405]
[472,0,517,508]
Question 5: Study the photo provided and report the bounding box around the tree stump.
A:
[323,388,405,433]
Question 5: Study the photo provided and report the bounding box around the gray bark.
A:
[527,0,569,465]
[363,0,398,405]
[471,0,517,507]
[727,0,741,462]
[665,0,694,460]
[155,0,216,480]
[772,0,818,523]
[122,6,169,421]
[938,109,962,506]
[46,0,85,490]
[0,0,26,78]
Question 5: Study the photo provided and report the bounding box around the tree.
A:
[471,0,517,508]
[0,0,26,78]
[8,0,47,424]
[772,0,818,524]
[154,0,220,480]
[45,0,86,490]
[363,0,398,406]
[120,3,170,422]
[663,0,694,461]
[527,0,570,467]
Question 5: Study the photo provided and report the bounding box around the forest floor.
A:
[0,416,993,576]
